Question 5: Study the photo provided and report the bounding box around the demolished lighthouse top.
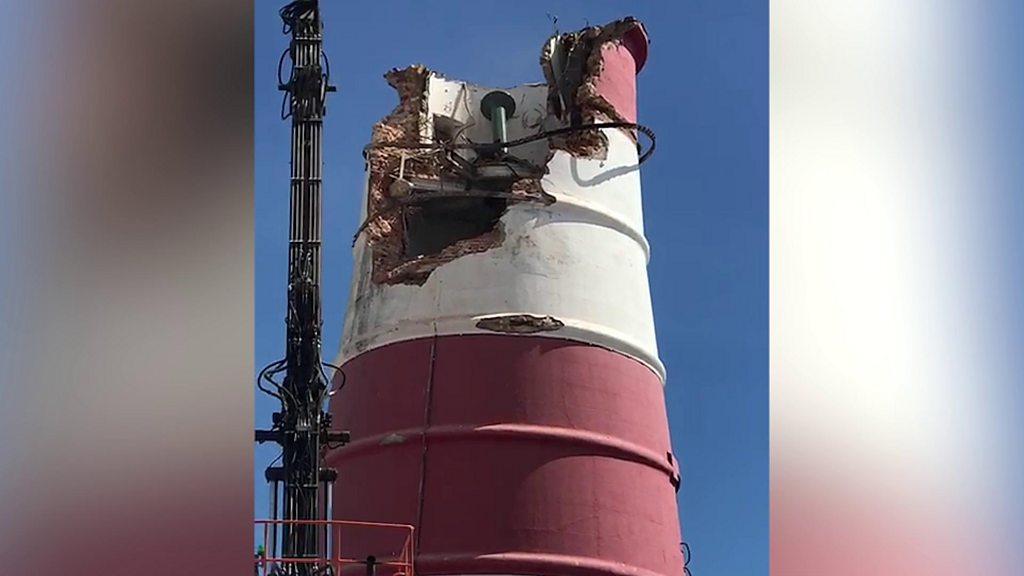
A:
[340,18,665,380]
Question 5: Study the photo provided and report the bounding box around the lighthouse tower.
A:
[328,18,684,576]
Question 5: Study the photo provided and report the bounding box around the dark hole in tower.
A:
[402,195,507,258]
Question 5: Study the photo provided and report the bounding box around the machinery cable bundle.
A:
[366,120,656,164]
[256,2,347,574]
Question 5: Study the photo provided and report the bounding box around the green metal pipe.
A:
[491,105,508,153]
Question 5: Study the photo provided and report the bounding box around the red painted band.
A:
[329,335,683,576]
[416,551,666,576]
[328,423,678,481]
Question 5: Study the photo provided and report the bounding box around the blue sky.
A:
[255,1,767,573]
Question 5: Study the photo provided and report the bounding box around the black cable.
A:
[322,361,346,393]
[257,359,287,400]
[367,121,657,164]
[353,121,655,245]
[319,361,348,451]
[280,91,292,121]
[266,451,284,470]
[682,541,693,576]
[258,358,302,409]
[320,50,331,84]
[313,360,335,408]
[279,0,316,35]
[277,49,290,88]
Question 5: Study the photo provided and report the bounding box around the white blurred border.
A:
[772,1,1021,573]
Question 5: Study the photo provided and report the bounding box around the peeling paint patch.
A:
[476,314,565,334]
[380,433,408,446]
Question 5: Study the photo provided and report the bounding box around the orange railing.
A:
[255,519,415,576]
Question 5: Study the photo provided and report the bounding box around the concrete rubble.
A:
[361,18,648,286]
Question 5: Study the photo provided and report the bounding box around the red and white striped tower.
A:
[328,19,684,576]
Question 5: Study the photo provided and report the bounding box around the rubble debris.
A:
[364,65,435,285]
[362,66,553,286]
[361,18,647,286]
[541,18,648,160]
[476,314,565,334]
